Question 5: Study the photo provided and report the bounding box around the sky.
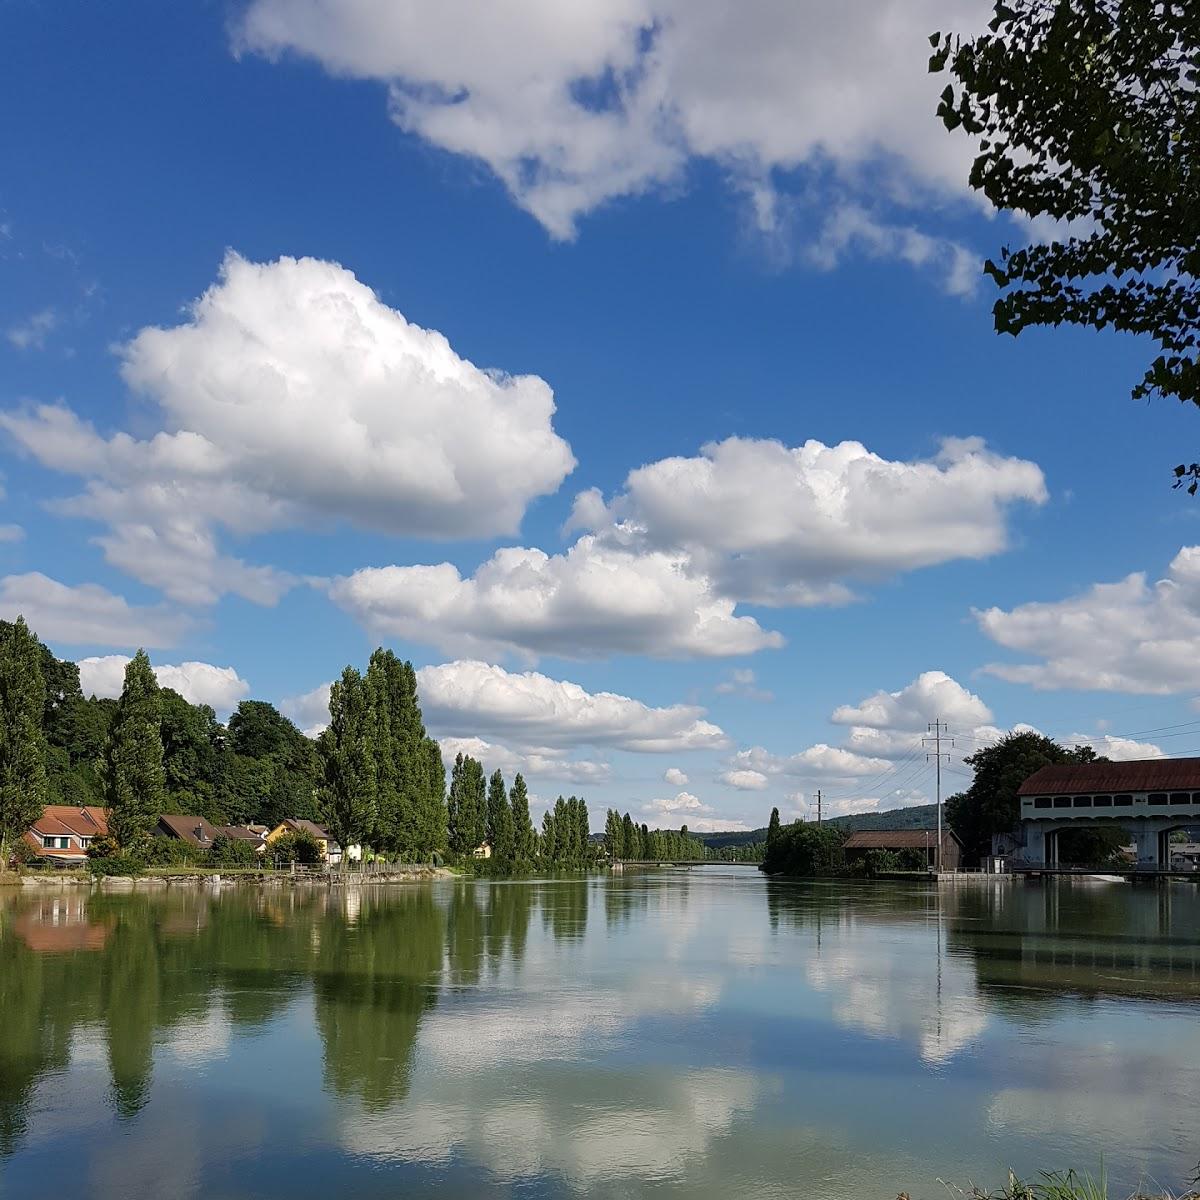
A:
[3,0,1199,833]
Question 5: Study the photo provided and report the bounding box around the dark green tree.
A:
[766,806,782,853]
[760,822,845,877]
[509,773,535,863]
[101,651,165,852]
[447,752,486,855]
[945,731,1100,862]
[931,0,1200,469]
[317,666,377,858]
[0,617,49,868]
[487,768,515,866]
[540,808,557,863]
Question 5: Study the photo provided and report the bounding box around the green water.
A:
[1,870,1198,1199]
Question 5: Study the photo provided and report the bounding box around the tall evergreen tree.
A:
[318,666,377,860]
[365,649,405,854]
[767,807,782,853]
[423,737,447,855]
[0,617,49,868]
[447,753,472,855]
[487,768,515,865]
[621,812,636,860]
[540,808,557,863]
[509,773,535,862]
[102,650,165,852]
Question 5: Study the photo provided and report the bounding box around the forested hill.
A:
[700,803,941,849]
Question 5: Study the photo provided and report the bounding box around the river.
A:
[1,869,1197,1198]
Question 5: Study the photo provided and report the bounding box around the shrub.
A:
[87,855,144,878]
[208,835,259,867]
[266,830,323,867]
[141,838,205,867]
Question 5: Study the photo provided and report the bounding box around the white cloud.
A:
[1061,733,1165,761]
[281,681,331,737]
[717,769,769,791]
[714,667,773,701]
[78,655,250,713]
[729,743,892,781]
[234,0,988,282]
[977,547,1200,694]
[573,436,1046,607]
[663,767,688,786]
[0,572,189,648]
[416,659,727,752]
[6,307,57,350]
[636,791,747,831]
[331,538,783,661]
[0,524,23,543]
[2,252,575,603]
[438,735,610,785]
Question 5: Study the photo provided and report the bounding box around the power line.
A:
[924,719,953,873]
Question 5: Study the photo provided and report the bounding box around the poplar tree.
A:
[0,616,49,868]
[767,807,782,853]
[540,808,557,862]
[447,752,486,855]
[622,813,636,860]
[423,737,447,855]
[509,773,535,863]
[366,649,404,854]
[487,768,515,865]
[102,650,165,852]
[318,666,377,859]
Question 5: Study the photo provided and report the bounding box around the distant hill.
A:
[700,803,941,850]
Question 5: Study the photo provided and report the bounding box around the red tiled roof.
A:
[1018,758,1200,796]
[21,831,87,859]
[157,813,221,845]
[843,829,960,850]
[33,805,108,838]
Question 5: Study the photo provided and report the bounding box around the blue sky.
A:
[3,0,1198,830]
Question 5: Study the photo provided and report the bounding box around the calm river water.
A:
[1,869,1198,1199]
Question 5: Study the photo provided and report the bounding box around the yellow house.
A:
[265,818,335,860]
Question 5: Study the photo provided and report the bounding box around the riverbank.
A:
[1,865,458,888]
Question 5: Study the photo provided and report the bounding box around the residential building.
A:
[264,818,360,864]
[21,805,109,865]
[155,813,222,848]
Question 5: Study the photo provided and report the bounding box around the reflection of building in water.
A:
[13,894,112,954]
[944,880,1200,1006]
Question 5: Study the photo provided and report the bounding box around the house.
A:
[842,828,963,871]
[264,819,360,864]
[156,813,222,848]
[216,825,267,853]
[21,805,109,865]
[472,842,492,860]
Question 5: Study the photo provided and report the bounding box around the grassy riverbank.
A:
[917,1165,1200,1200]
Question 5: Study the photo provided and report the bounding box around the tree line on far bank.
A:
[0,616,747,873]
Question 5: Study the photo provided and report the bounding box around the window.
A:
[1114,794,1133,806]
[1034,797,1052,809]
[1171,793,1192,805]
[1149,793,1168,804]
[1072,796,1092,808]
[1053,797,1071,809]
[1093,795,1113,807]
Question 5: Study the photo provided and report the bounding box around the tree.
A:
[509,773,535,863]
[486,769,515,866]
[766,807,782,854]
[101,651,165,852]
[447,753,486,856]
[318,667,377,859]
[931,0,1200,471]
[760,822,845,877]
[0,617,49,868]
[945,731,1101,862]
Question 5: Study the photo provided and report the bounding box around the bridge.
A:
[610,859,756,869]
[1010,759,1200,872]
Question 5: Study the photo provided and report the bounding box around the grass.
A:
[918,1163,1200,1200]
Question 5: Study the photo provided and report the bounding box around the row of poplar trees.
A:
[446,753,595,869]
[603,809,708,861]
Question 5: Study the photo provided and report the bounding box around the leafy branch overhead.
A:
[931,0,1200,472]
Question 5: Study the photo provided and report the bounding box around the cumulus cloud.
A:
[1061,733,1165,761]
[572,436,1046,607]
[280,681,332,737]
[0,572,190,648]
[78,655,250,712]
[2,253,574,603]
[636,791,748,832]
[977,547,1200,694]
[663,767,688,786]
[234,0,988,286]
[330,539,783,661]
[438,735,611,785]
[0,524,23,543]
[717,769,769,791]
[416,659,727,752]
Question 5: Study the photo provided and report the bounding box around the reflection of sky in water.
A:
[1,874,1198,1199]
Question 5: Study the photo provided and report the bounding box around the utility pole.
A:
[816,789,822,826]
[924,720,954,873]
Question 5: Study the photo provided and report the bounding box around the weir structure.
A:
[1012,759,1200,871]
